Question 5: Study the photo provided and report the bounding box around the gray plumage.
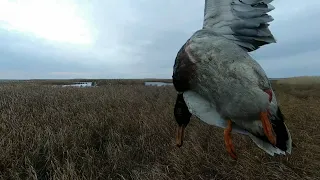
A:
[172,0,292,156]
[203,0,276,51]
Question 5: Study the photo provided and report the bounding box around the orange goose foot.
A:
[260,111,277,145]
[224,120,237,160]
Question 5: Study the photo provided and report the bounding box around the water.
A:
[62,82,95,87]
[144,82,173,87]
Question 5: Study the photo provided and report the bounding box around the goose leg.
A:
[260,111,276,145]
[224,120,237,160]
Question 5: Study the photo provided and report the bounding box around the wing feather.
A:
[203,0,276,51]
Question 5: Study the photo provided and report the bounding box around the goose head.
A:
[174,92,192,147]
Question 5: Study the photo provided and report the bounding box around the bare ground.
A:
[0,80,319,180]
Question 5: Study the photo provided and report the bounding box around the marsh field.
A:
[0,77,320,180]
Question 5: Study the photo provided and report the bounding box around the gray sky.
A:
[0,0,319,79]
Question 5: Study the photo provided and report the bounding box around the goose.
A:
[172,0,292,160]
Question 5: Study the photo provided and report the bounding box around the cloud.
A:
[251,1,320,77]
[0,0,93,44]
[0,0,319,79]
[258,48,320,77]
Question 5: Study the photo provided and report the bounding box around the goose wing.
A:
[203,0,276,51]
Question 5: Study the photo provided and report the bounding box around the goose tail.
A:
[249,107,292,156]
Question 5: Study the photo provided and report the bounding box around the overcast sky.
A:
[0,0,319,79]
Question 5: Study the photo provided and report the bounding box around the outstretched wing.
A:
[203,0,276,51]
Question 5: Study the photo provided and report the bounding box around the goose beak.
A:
[176,124,185,147]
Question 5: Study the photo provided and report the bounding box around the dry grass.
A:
[0,80,319,180]
[10,79,173,86]
[276,76,320,85]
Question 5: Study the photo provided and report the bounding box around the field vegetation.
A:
[0,78,319,179]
